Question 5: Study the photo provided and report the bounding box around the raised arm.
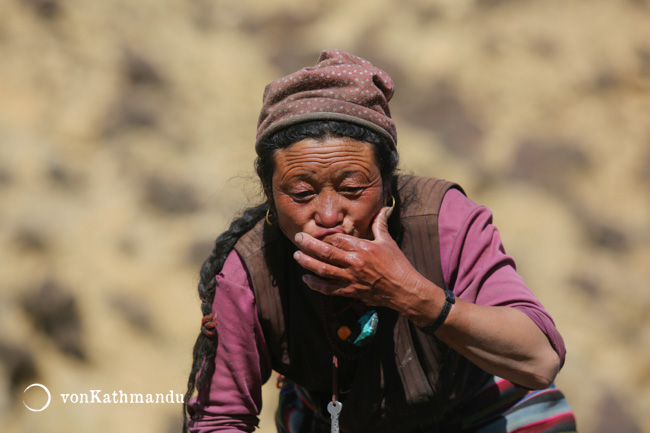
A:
[292,191,564,390]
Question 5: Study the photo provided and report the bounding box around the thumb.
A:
[372,206,392,241]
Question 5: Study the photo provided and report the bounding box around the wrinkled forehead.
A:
[273,137,378,173]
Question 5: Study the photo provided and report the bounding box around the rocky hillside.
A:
[1,0,649,432]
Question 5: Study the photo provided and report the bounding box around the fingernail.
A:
[294,233,303,244]
[385,206,394,219]
[293,251,302,261]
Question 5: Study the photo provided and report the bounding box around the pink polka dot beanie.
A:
[256,49,397,152]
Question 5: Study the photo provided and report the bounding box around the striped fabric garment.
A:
[447,376,577,433]
[275,378,327,433]
[275,376,577,433]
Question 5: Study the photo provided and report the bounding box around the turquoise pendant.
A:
[349,310,379,347]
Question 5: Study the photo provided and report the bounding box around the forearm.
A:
[399,281,560,390]
[290,208,562,389]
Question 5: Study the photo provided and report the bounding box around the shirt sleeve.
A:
[188,249,272,433]
[438,188,567,366]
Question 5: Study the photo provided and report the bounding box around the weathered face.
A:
[270,136,386,245]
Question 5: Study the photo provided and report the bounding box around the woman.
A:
[183,49,576,433]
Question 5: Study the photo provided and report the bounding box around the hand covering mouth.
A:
[313,227,347,241]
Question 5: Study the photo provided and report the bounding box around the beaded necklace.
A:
[318,294,378,360]
[319,294,379,429]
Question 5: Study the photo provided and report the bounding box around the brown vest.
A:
[234,175,490,432]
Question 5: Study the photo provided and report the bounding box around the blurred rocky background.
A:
[1,0,649,432]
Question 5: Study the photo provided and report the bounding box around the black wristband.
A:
[417,289,455,335]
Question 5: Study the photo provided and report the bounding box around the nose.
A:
[314,191,343,228]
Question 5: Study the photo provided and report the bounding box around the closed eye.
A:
[340,186,365,197]
[289,190,315,201]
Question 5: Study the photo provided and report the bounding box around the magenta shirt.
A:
[188,188,567,432]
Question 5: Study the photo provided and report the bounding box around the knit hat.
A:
[256,49,397,152]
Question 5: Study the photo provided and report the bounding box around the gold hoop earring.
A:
[387,195,396,219]
[265,208,274,226]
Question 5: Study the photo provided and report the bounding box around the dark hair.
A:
[182,120,399,430]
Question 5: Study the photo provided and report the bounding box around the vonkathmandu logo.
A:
[60,389,184,404]
[23,383,51,412]
[23,384,184,412]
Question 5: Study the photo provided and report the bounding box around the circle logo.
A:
[23,383,51,412]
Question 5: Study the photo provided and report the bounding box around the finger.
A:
[303,275,362,301]
[302,274,347,295]
[293,250,348,280]
[294,232,349,265]
[321,232,368,251]
[371,206,392,241]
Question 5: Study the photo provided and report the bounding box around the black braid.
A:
[182,203,267,431]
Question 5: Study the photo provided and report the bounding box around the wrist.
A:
[417,289,455,334]
[395,276,449,328]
